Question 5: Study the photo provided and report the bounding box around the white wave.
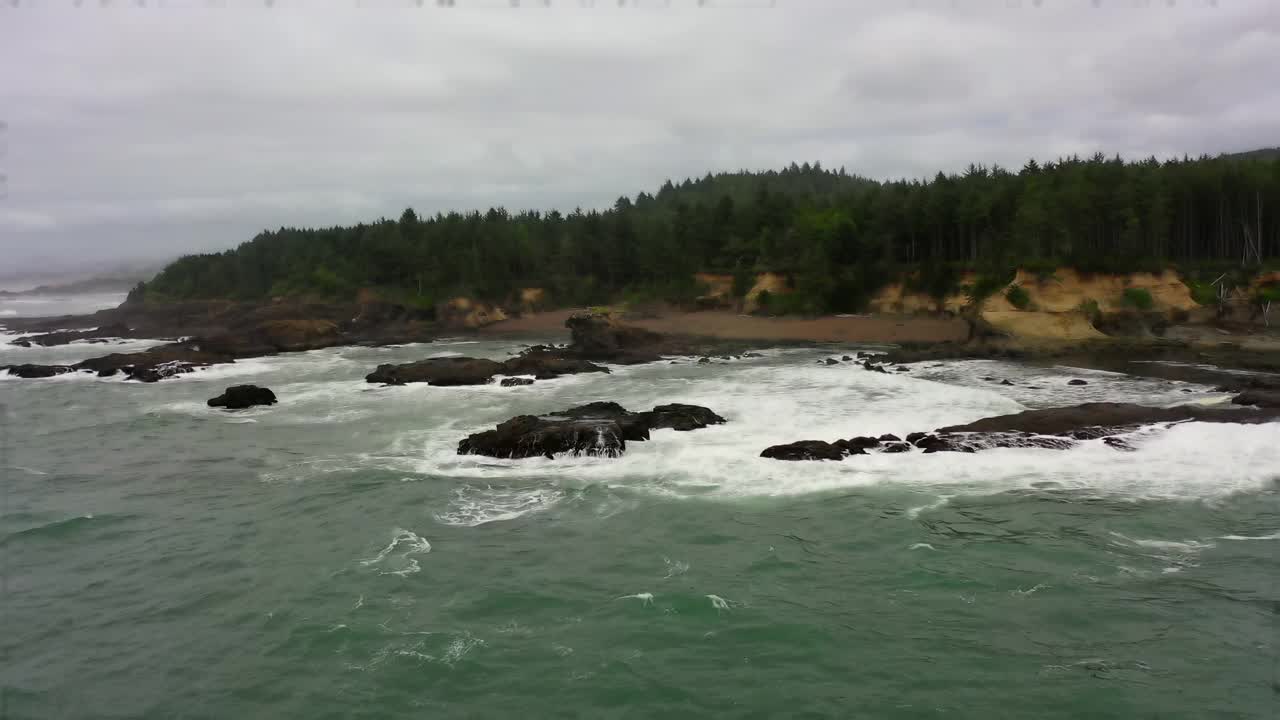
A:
[441,634,484,664]
[1218,531,1280,541]
[616,592,654,606]
[401,353,1280,502]
[1109,532,1216,553]
[706,594,734,612]
[10,466,48,476]
[434,485,561,527]
[908,543,936,551]
[361,528,431,576]
[662,557,690,578]
[907,496,951,519]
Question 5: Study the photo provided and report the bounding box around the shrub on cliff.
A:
[1005,284,1032,309]
[1122,287,1154,310]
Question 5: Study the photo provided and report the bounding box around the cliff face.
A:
[977,269,1198,314]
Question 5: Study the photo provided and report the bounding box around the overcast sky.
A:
[1,0,1276,277]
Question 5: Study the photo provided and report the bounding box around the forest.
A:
[138,151,1280,314]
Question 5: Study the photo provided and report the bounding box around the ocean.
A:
[1,327,1277,718]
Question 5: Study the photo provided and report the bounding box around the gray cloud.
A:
[0,0,1276,274]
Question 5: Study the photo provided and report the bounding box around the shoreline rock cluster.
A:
[458,401,726,459]
[760,401,1280,461]
[364,312,743,387]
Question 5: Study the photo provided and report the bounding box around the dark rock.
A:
[1103,437,1137,451]
[553,401,652,441]
[896,366,910,372]
[366,357,504,386]
[11,322,132,347]
[459,415,627,460]
[1067,379,1088,386]
[766,401,1280,460]
[831,439,869,455]
[741,352,762,358]
[500,348,609,379]
[936,402,1280,435]
[4,363,73,378]
[698,357,711,364]
[1232,390,1280,408]
[73,346,230,382]
[878,433,901,442]
[500,377,534,387]
[760,440,846,461]
[844,436,882,451]
[565,313,666,364]
[841,355,853,362]
[824,358,839,366]
[1000,379,1014,386]
[208,385,277,410]
[459,401,724,460]
[982,376,996,382]
[862,360,888,374]
[126,361,198,383]
[647,403,727,432]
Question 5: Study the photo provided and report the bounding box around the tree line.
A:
[139,152,1279,313]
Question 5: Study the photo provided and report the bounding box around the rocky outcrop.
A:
[366,357,505,386]
[760,440,847,461]
[499,346,611,379]
[75,347,233,382]
[1231,390,1280,408]
[10,322,133,347]
[761,402,1280,461]
[458,401,726,460]
[208,385,278,409]
[564,312,668,364]
[366,312,695,386]
[365,349,610,386]
[4,364,74,379]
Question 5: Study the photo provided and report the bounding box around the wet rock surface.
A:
[208,385,278,409]
[458,401,726,459]
[367,312,728,386]
[761,402,1280,461]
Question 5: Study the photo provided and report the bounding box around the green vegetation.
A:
[1005,284,1032,309]
[1078,298,1101,323]
[1122,287,1155,310]
[138,154,1279,314]
[962,267,1017,305]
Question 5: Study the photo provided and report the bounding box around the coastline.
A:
[479,308,970,345]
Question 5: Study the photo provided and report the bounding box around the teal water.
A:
[2,335,1278,718]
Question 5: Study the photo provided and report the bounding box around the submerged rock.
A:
[208,385,277,410]
[500,377,534,387]
[1067,379,1088,386]
[458,401,725,460]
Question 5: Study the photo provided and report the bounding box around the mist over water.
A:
[0,292,127,318]
[2,335,1277,718]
